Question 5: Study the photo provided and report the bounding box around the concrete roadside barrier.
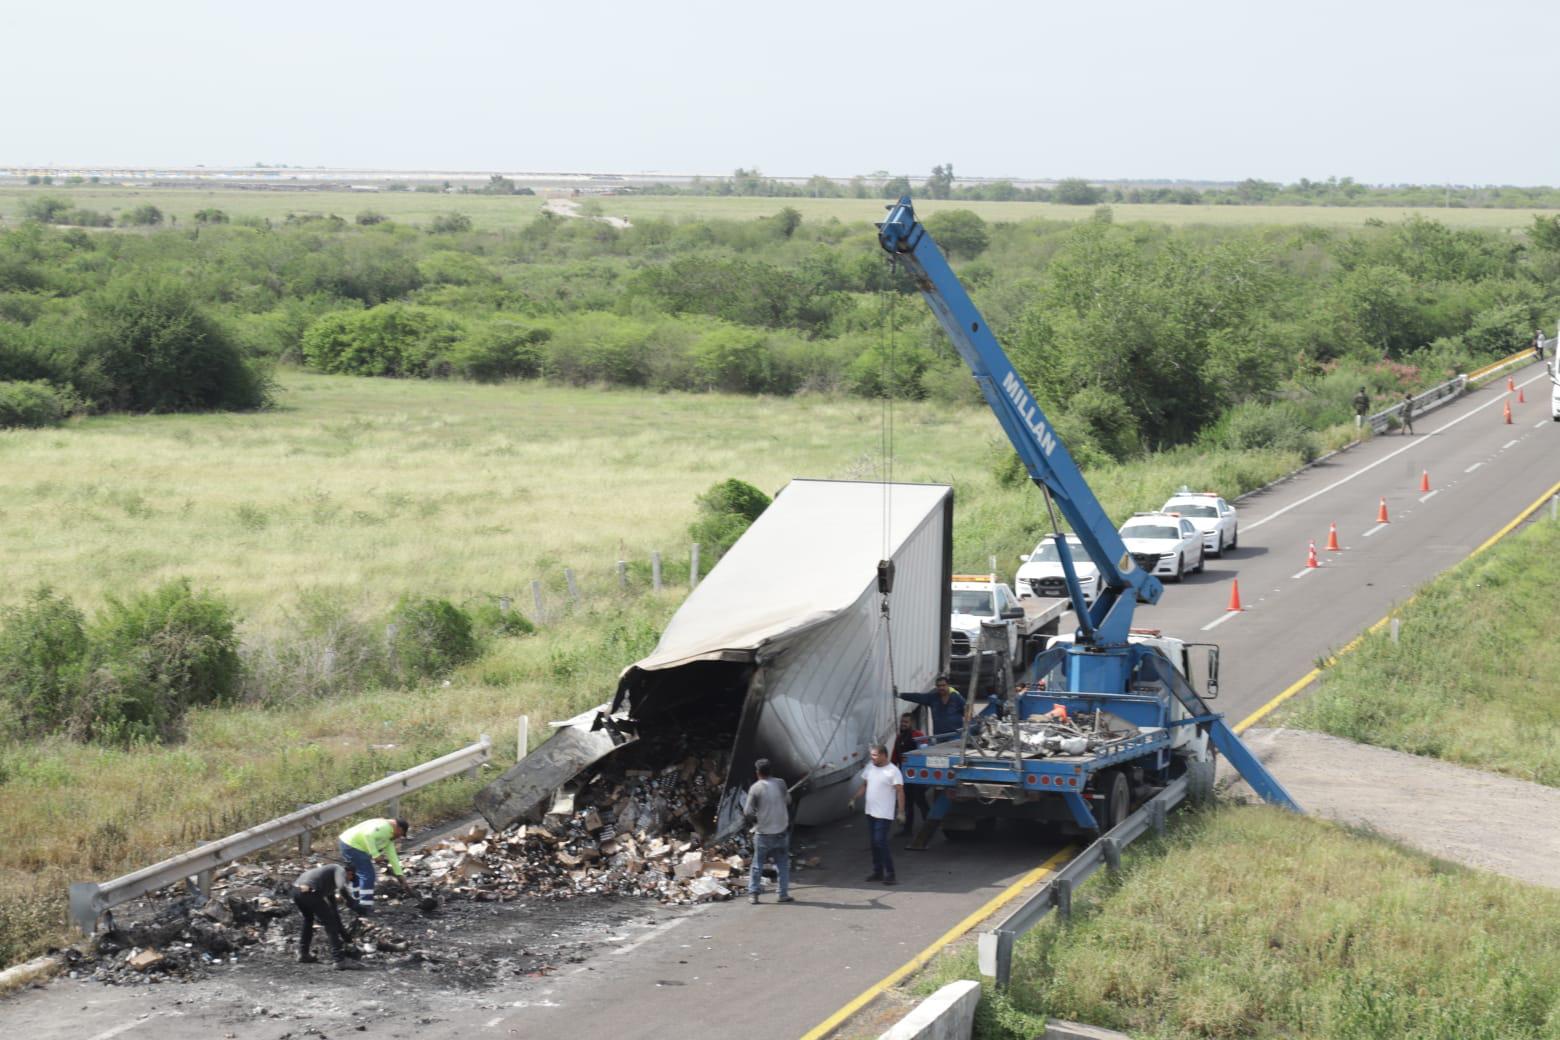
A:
[879,979,981,1040]
[0,954,63,998]
[1042,1021,1132,1039]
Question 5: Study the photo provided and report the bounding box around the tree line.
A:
[2,201,1557,466]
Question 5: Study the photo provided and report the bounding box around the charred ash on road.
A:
[63,729,814,990]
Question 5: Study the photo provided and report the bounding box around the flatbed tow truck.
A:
[874,196,1298,843]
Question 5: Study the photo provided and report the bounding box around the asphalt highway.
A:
[8,363,1556,1040]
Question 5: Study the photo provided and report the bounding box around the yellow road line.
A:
[799,846,1074,1040]
[1236,477,1560,733]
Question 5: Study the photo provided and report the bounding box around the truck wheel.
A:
[1098,771,1130,833]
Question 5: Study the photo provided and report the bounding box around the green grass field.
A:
[0,186,548,229]
[916,807,1560,1039]
[2,185,1554,231]
[1278,511,1560,786]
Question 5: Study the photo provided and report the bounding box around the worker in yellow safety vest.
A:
[337,817,408,912]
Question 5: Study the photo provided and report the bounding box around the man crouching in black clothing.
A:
[292,863,366,970]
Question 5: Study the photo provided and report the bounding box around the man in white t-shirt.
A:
[849,743,905,886]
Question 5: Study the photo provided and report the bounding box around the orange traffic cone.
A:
[1307,541,1320,568]
[1326,522,1341,551]
[1504,400,1513,424]
[1508,375,1516,392]
[1226,579,1242,612]
[1519,386,1527,404]
[1420,470,1431,493]
[1377,497,1390,524]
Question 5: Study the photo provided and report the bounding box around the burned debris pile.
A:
[66,729,808,986]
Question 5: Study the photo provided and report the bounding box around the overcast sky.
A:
[3,0,1555,185]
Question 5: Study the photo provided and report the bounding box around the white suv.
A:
[1118,512,1204,582]
[1160,489,1238,557]
[1015,534,1101,606]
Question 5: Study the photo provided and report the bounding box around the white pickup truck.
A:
[949,574,1068,693]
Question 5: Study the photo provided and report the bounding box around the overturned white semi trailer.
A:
[476,478,952,835]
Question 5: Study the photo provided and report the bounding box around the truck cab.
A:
[949,574,1066,693]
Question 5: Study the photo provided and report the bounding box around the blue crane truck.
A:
[876,196,1299,841]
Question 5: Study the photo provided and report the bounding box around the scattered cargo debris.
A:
[59,727,832,988]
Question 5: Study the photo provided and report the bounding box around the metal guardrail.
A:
[68,735,491,935]
[1466,337,1553,383]
[977,775,1188,989]
[1365,374,1466,434]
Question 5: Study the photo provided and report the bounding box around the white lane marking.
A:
[1362,524,1389,538]
[87,1022,148,1040]
[1419,489,1440,503]
[1201,611,1240,631]
[1247,380,1545,531]
[609,910,701,957]
[1538,420,1550,428]
[1465,462,1483,473]
[485,1016,504,1028]
[1502,439,1520,450]
[1291,567,1315,579]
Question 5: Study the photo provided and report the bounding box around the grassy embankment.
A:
[894,491,1560,1039]
[916,807,1560,1040]
[2,185,1555,231]
[0,370,1331,963]
[1278,510,1560,785]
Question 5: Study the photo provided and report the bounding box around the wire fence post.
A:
[530,580,544,621]
[517,715,529,762]
[617,560,628,589]
[565,568,579,604]
[690,543,701,589]
[652,552,662,591]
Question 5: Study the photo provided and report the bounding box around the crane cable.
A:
[879,258,900,702]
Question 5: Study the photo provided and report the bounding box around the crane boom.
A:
[877,196,1156,649]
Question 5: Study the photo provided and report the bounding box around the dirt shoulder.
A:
[1221,727,1560,888]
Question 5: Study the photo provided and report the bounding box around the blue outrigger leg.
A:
[1135,650,1300,811]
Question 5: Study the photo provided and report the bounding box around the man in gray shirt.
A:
[744,758,794,905]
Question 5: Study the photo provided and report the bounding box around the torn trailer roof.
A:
[476,479,953,834]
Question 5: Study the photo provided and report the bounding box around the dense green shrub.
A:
[470,602,536,639]
[193,208,229,224]
[389,598,478,682]
[301,303,465,377]
[688,478,772,562]
[0,587,89,738]
[0,380,72,427]
[1205,401,1321,462]
[428,212,473,234]
[119,205,164,227]
[446,320,549,382]
[65,278,271,412]
[77,580,243,742]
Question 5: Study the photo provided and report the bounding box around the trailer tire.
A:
[1098,771,1130,833]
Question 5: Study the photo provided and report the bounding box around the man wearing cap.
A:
[291,862,365,970]
[899,675,966,742]
[744,759,793,905]
[337,817,408,913]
